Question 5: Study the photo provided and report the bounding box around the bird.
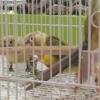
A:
[0,35,34,73]
[25,31,66,67]
[0,36,16,47]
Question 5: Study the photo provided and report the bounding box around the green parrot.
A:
[43,35,66,66]
[25,31,66,67]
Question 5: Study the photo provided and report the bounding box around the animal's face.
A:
[25,32,47,46]
[2,37,15,47]
[25,33,35,46]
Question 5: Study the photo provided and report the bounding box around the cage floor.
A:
[0,74,99,100]
[0,56,100,100]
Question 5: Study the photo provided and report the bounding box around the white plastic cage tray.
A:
[0,74,77,100]
[0,55,99,100]
[0,76,99,100]
[0,55,48,77]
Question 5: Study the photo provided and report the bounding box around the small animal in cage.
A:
[0,36,40,76]
[0,36,23,47]
[0,36,15,47]
[0,31,67,78]
[25,31,66,66]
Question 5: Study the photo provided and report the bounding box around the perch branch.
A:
[0,46,77,55]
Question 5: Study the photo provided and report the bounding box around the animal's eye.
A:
[10,40,13,44]
[30,37,33,41]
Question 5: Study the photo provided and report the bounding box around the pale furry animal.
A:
[0,36,23,47]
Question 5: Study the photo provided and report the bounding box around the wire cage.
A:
[0,0,100,100]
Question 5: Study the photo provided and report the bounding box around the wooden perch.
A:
[38,49,79,81]
[0,46,77,55]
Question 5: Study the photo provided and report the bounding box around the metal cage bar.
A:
[0,0,100,100]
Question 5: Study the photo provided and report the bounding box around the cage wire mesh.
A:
[0,0,100,100]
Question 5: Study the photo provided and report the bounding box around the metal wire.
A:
[0,0,99,100]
